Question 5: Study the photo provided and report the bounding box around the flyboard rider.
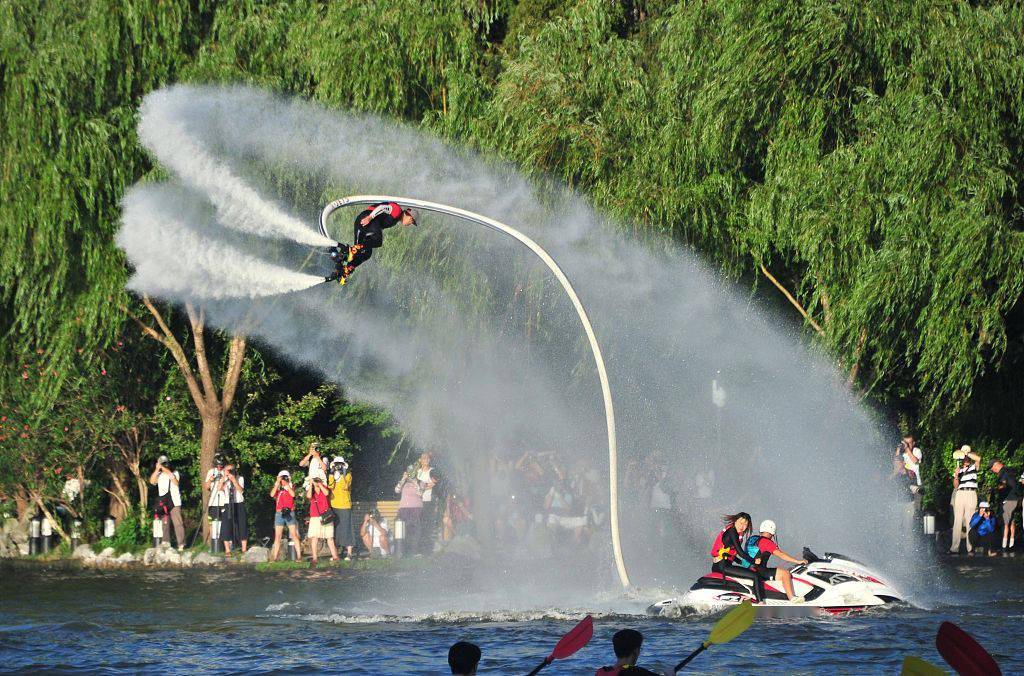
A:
[326,201,418,284]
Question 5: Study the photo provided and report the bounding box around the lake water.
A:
[1,555,1021,674]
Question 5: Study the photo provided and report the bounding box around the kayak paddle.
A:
[936,621,1002,676]
[901,656,947,675]
[675,600,756,671]
[525,614,594,676]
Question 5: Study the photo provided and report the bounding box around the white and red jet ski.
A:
[647,549,903,617]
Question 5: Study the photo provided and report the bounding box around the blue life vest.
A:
[736,535,762,569]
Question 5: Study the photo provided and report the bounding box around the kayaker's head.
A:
[448,641,480,675]
[759,519,777,538]
[723,512,752,535]
[612,628,644,665]
[401,208,418,226]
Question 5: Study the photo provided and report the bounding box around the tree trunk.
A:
[31,494,70,544]
[199,409,223,540]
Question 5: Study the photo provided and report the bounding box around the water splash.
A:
[117,84,923,604]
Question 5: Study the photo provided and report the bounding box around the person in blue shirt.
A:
[968,502,998,556]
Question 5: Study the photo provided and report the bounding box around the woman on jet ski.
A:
[710,512,766,604]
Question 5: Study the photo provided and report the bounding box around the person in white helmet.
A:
[745,519,808,603]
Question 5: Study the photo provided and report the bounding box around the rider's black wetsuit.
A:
[711,525,766,603]
[348,202,403,270]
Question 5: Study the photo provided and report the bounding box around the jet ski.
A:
[647,548,903,617]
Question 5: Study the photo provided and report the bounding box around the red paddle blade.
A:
[936,621,1002,676]
[550,615,594,660]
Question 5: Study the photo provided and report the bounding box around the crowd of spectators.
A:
[149,443,475,562]
[486,451,608,549]
[889,436,1023,556]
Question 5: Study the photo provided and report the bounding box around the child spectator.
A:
[969,502,998,556]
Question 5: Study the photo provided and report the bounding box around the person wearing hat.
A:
[968,501,998,556]
[327,201,417,284]
[327,456,354,561]
[746,519,808,603]
[149,455,185,550]
[950,445,981,554]
[269,470,301,562]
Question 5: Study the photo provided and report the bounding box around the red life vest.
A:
[710,526,736,563]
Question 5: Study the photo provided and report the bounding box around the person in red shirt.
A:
[749,519,807,603]
[269,470,300,562]
[307,477,340,564]
[327,202,417,284]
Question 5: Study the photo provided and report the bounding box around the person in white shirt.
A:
[360,510,390,557]
[149,455,185,550]
[416,452,439,554]
[205,458,248,555]
[900,437,924,488]
[299,441,327,483]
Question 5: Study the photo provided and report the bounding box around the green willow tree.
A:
[2,0,1023,526]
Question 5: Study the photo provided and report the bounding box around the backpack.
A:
[735,535,762,569]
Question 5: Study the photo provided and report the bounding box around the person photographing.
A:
[950,445,981,554]
[328,456,355,561]
[306,476,340,564]
[269,470,300,562]
[148,455,184,551]
[214,461,248,556]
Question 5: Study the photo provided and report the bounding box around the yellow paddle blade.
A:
[901,656,947,676]
[708,601,756,645]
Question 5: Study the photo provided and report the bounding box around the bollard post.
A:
[29,515,42,556]
[103,516,116,539]
[922,512,936,536]
[393,517,405,559]
[152,517,164,548]
[41,517,53,553]
[288,533,298,561]
[71,520,82,551]
[210,517,222,554]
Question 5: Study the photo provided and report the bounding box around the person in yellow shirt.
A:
[328,456,354,560]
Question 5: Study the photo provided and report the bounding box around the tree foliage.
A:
[2,0,1023,532]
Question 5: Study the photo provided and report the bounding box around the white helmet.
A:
[759,519,777,536]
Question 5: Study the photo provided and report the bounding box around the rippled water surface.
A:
[1,557,1021,674]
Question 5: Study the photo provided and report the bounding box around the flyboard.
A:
[317,195,632,589]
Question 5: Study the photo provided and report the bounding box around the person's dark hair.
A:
[448,641,481,675]
[612,629,644,659]
[722,512,752,527]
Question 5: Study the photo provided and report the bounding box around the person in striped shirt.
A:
[949,445,981,555]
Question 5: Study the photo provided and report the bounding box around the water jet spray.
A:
[321,195,631,588]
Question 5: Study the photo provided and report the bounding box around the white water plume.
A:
[137,89,334,248]
[118,84,922,603]
[118,184,324,298]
